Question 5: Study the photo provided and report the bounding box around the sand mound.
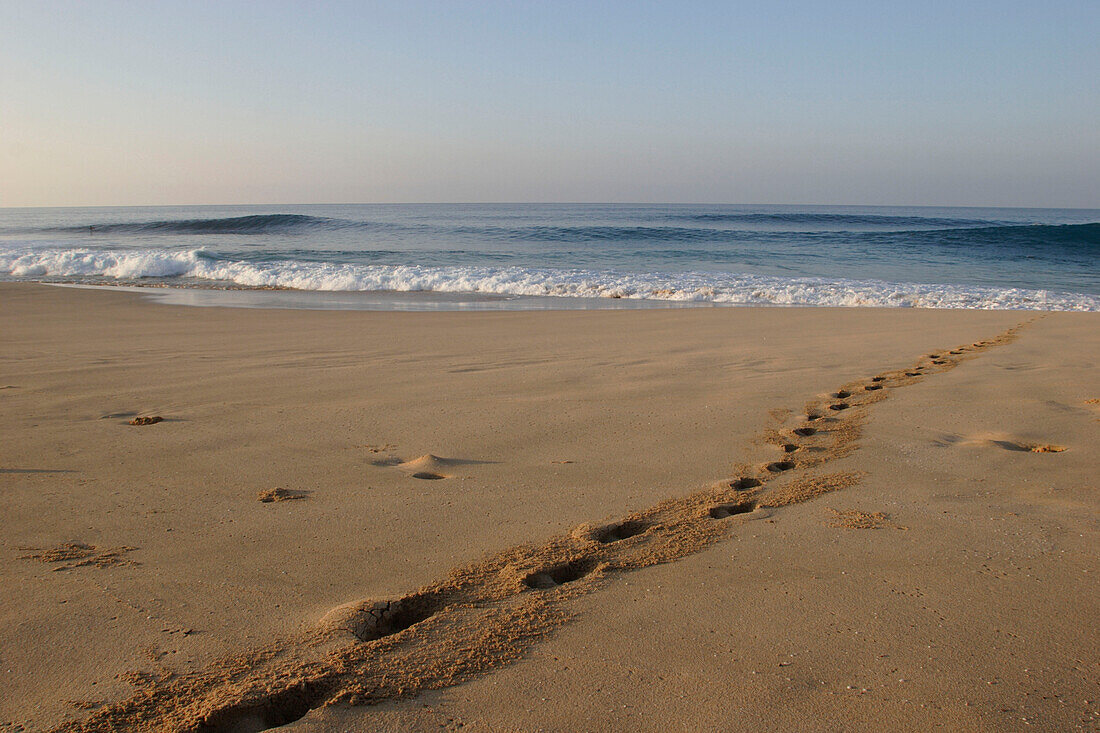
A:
[396,454,457,479]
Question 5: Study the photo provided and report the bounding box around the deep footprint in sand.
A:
[709,501,756,519]
[523,558,598,589]
[319,591,442,642]
[592,520,650,544]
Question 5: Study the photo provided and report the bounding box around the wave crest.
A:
[57,214,355,235]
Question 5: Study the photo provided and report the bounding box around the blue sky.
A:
[1,1,1097,207]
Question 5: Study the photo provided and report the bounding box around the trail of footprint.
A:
[57,323,1031,733]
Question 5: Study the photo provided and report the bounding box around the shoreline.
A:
[1,283,1097,731]
[15,279,1100,313]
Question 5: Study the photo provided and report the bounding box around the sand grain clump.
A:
[257,488,308,503]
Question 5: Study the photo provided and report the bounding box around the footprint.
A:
[805,413,823,422]
[128,416,163,426]
[411,472,446,480]
[191,681,329,733]
[709,501,756,519]
[318,591,442,642]
[833,390,851,399]
[905,372,921,377]
[729,477,762,490]
[864,385,882,391]
[792,427,817,437]
[780,443,799,453]
[764,461,795,473]
[593,520,650,544]
[522,558,597,589]
[829,403,850,411]
[871,376,886,382]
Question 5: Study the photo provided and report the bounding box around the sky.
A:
[1,0,1098,208]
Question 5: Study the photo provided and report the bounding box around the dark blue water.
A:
[1,204,1097,309]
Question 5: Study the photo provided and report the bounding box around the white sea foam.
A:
[1,244,1096,311]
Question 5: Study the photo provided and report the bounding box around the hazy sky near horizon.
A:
[1,1,1098,208]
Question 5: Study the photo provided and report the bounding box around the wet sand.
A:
[0,283,1096,731]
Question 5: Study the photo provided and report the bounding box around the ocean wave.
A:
[52,214,360,235]
[1,245,1095,311]
[905,222,1100,248]
[27,214,1100,252]
[660,212,999,227]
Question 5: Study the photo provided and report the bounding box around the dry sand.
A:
[0,283,1096,731]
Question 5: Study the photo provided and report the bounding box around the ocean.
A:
[0,204,1097,311]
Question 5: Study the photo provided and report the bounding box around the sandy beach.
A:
[1,282,1097,732]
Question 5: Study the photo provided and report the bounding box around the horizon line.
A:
[3,202,1099,211]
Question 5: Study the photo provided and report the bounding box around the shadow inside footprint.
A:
[991,440,1066,453]
[730,476,762,490]
[764,461,795,472]
[411,472,446,480]
[829,403,850,411]
[709,501,756,519]
[523,558,597,589]
[192,681,329,733]
[594,520,650,544]
[792,427,817,437]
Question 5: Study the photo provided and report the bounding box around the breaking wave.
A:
[1,244,1095,311]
